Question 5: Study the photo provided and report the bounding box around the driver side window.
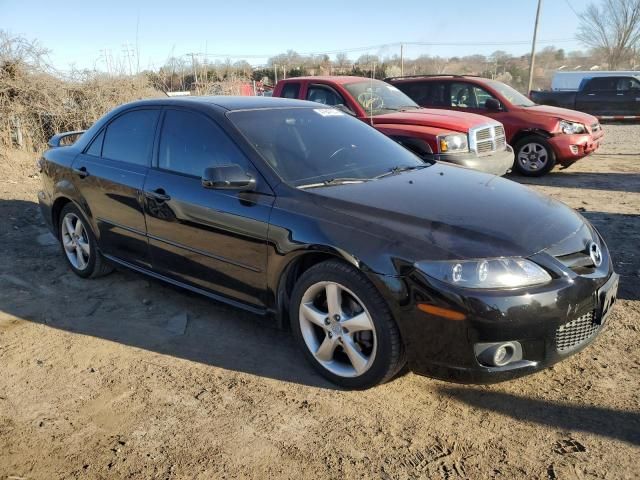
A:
[158,109,247,177]
[473,86,499,110]
[306,85,345,106]
[450,82,477,108]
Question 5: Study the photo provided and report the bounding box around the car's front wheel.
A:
[514,135,556,177]
[290,259,405,389]
[59,203,112,278]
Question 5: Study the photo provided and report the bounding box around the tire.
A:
[513,135,556,177]
[289,259,405,389]
[58,203,113,278]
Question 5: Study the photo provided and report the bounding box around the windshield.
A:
[487,80,536,107]
[228,107,424,187]
[344,80,419,115]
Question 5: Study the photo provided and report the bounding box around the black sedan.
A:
[38,96,618,389]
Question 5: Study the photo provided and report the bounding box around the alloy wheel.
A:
[518,142,549,173]
[61,212,91,270]
[298,281,377,378]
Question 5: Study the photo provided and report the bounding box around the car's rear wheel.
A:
[290,259,405,389]
[514,135,556,177]
[59,203,112,278]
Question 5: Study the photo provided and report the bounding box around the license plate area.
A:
[596,273,619,325]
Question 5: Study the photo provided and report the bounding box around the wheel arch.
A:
[273,247,365,329]
[511,128,552,147]
[51,193,96,240]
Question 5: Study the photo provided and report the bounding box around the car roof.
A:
[279,75,377,85]
[120,95,321,111]
[386,75,489,83]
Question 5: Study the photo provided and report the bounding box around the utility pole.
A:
[400,43,404,76]
[527,0,543,94]
[189,52,199,86]
[274,63,278,84]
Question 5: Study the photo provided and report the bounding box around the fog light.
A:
[570,145,579,155]
[475,341,523,367]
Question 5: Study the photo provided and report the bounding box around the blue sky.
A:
[2,0,589,72]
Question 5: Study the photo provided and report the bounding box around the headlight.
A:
[416,258,552,289]
[559,120,587,135]
[438,133,469,153]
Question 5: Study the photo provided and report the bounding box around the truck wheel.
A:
[514,136,556,177]
[59,203,113,279]
[289,259,405,389]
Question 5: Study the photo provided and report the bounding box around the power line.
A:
[181,37,581,61]
[563,0,580,17]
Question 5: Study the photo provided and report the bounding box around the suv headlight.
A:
[559,120,587,135]
[416,258,552,289]
[438,133,469,153]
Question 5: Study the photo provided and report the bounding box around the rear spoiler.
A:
[47,130,86,148]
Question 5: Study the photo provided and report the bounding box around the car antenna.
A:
[370,62,375,126]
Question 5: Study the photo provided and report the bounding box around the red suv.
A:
[387,75,604,176]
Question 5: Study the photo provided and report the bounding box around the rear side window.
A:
[158,109,248,177]
[587,77,617,91]
[102,109,159,165]
[280,83,301,99]
[85,129,105,157]
[407,82,447,107]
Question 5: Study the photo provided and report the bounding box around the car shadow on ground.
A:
[1,198,638,390]
[508,171,640,193]
[439,386,640,445]
[0,200,338,390]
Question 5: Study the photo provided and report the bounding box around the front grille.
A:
[476,127,492,141]
[472,124,507,156]
[556,310,599,352]
[476,141,494,154]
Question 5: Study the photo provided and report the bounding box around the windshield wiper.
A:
[373,164,429,180]
[298,177,370,189]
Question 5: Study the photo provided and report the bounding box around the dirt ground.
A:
[0,125,639,480]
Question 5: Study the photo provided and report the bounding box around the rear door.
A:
[143,107,274,308]
[71,108,160,268]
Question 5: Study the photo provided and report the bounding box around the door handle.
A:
[72,166,89,178]
[145,188,171,202]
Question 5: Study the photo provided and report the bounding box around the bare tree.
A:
[577,0,640,69]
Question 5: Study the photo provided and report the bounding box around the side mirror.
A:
[485,98,502,111]
[202,164,256,191]
[334,104,356,116]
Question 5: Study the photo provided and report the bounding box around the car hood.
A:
[372,108,497,133]
[307,165,588,261]
[526,104,599,125]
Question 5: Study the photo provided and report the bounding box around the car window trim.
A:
[82,128,106,157]
[100,106,161,167]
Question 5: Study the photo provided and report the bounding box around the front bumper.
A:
[369,252,617,384]
[434,146,514,176]
[550,129,604,164]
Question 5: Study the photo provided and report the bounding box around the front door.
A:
[71,108,160,268]
[143,108,274,308]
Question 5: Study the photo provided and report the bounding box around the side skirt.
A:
[103,254,270,317]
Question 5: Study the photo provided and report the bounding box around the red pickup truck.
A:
[386,75,604,176]
[272,76,514,176]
